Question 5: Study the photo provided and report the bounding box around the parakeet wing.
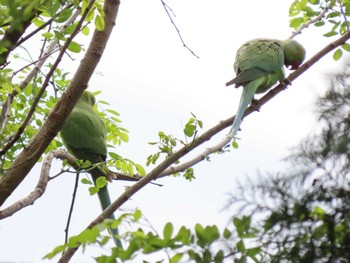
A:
[226,39,284,87]
[61,98,107,163]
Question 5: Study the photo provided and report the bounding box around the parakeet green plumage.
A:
[226,38,306,137]
[60,90,121,247]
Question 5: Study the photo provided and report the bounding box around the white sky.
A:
[0,0,346,262]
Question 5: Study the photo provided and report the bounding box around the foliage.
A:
[224,63,350,262]
[45,208,258,263]
[289,0,350,60]
[146,112,203,181]
[0,0,137,176]
[2,0,350,262]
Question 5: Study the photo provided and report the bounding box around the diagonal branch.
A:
[160,0,199,58]
[58,29,350,261]
[158,29,350,178]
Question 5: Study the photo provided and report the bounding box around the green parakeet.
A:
[60,90,121,247]
[226,38,306,137]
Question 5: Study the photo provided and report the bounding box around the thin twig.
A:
[160,0,199,58]
[337,0,350,32]
[64,172,80,244]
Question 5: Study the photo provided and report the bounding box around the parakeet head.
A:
[283,39,306,70]
[81,90,96,106]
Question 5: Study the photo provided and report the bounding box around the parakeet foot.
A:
[280,78,292,87]
[250,98,261,112]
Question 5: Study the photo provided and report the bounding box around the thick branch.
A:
[0,0,121,206]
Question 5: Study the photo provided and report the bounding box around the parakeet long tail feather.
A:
[91,169,122,248]
[230,79,262,137]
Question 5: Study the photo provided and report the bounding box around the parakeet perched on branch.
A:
[226,38,306,137]
[60,90,121,247]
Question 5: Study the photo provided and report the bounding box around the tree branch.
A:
[0,0,121,206]
[160,0,199,58]
[58,29,350,261]
[159,30,350,178]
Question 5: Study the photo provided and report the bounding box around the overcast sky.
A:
[0,0,346,262]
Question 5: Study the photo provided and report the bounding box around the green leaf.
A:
[341,43,350,52]
[106,109,120,116]
[95,176,107,188]
[67,41,81,53]
[42,32,53,39]
[119,132,129,142]
[184,123,196,137]
[246,247,262,259]
[89,186,99,195]
[32,17,45,27]
[81,178,92,185]
[135,164,146,176]
[82,26,90,36]
[56,8,73,23]
[314,20,325,27]
[174,226,191,244]
[95,15,105,31]
[289,1,301,17]
[232,140,239,149]
[214,250,224,263]
[333,48,343,61]
[43,244,67,259]
[170,253,183,263]
[223,228,231,239]
[109,151,121,159]
[290,17,304,29]
[133,209,142,221]
[323,31,338,37]
[236,239,245,252]
[163,222,173,240]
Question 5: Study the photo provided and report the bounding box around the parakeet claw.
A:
[250,98,260,112]
[280,78,292,87]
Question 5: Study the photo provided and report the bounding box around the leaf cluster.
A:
[289,0,350,60]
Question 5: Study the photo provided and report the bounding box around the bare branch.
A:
[160,0,199,58]
[64,172,80,244]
